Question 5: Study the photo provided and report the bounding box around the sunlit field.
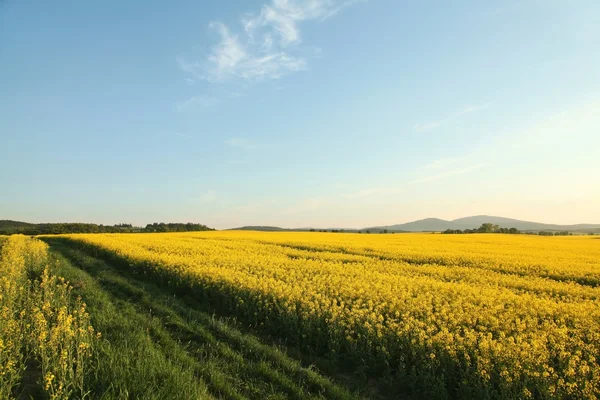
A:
[57,231,600,399]
[0,235,98,399]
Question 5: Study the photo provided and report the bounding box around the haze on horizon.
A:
[1,0,599,230]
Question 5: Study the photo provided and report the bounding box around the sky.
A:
[1,0,599,229]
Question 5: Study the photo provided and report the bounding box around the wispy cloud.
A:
[414,104,488,132]
[455,104,488,117]
[176,95,219,112]
[200,190,217,203]
[409,163,489,184]
[342,187,402,199]
[178,0,361,83]
[342,155,487,199]
[507,100,600,151]
[174,132,194,139]
[413,121,442,132]
[423,156,468,169]
[233,199,278,214]
[281,196,330,215]
[224,137,257,149]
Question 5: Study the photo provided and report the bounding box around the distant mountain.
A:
[366,218,457,233]
[230,226,362,232]
[230,226,299,232]
[452,215,600,232]
[226,216,600,234]
[367,215,600,233]
[450,215,549,230]
[4,217,599,235]
[226,225,370,233]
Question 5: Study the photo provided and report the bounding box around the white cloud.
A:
[179,0,361,82]
[415,104,488,132]
[224,137,257,149]
[207,22,249,79]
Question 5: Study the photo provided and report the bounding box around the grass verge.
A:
[44,238,365,400]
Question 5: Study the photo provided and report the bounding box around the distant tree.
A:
[443,229,464,234]
[443,225,520,235]
[478,223,499,233]
[554,231,572,236]
[309,229,315,232]
[143,222,213,233]
[383,229,388,234]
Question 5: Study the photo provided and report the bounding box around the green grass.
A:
[43,238,366,400]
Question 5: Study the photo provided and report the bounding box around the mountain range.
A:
[234,215,600,233]
[365,215,600,233]
[3,216,599,235]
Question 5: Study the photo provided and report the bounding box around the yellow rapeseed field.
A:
[64,231,600,398]
[0,235,98,399]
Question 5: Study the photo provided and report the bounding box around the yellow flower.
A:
[58,230,600,397]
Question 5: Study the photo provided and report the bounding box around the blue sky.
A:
[1,0,599,229]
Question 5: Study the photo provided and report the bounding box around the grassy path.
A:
[44,238,364,400]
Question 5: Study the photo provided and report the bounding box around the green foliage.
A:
[443,224,521,235]
[0,236,98,399]
[538,231,573,236]
[0,220,214,236]
[478,223,499,233]
[43,239,364,400]
[0,221,136,235]
[142,222,214,233]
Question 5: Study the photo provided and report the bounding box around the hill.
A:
[365,218,456,233]
[0,220,35,229]
[230,226,366,233]
[367,215,600,233]
[230,226,298,232]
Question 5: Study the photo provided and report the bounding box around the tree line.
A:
[0,220,214,235]
[443,223,520,234]
[142,223,214,233]
[537,231,573,236]
[443,223,580,236]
